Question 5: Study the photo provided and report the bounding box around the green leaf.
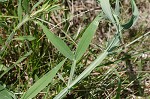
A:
[98,0,115,24]
[22,0,29,13]
[0,85,14,99]
[14,35,35,41]
[37,21,74,60]
[21,59,66,99]
[0,36,3,45]
[18,0,23,22]
[45,4,60,12]
[31,0,44,12]
[121,0,139,29]
[75,13,102,61]
[115,0,120,16]
[0,64,7,71]
[115,78,121,99]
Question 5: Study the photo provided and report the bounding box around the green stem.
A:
[68,60,77,86]
[69,51,108,88]
[30,8,43,17]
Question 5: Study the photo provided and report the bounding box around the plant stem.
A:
[68,60,77,86]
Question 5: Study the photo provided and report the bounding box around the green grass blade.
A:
[115,0,120,16]
[75,13,102,61]
[68,60,76,85]
[45,4,60,12]
[37,21,74,60]
[14,35,35,41]
[21,59,66,99]
[22,0,29,13]
[0,85,14,99]
[121,0,139,29]
[53,87,69,99]
[18,0,23,22]
[115,78,121,99]
[31,0,44,12]
[98,0,115,24]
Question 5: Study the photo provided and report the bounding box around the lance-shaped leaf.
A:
[21,59,66,99]
[121,0,139,29]
[31,0,44,11]
[0,85,14,99]
[75,14,102,61]
[18,0,23,22]
[98,0,115,24]
[37,21,74,60]
[22,0,29,13]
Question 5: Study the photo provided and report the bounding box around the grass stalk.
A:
[68,60,77,86]
[125,31,150,47]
